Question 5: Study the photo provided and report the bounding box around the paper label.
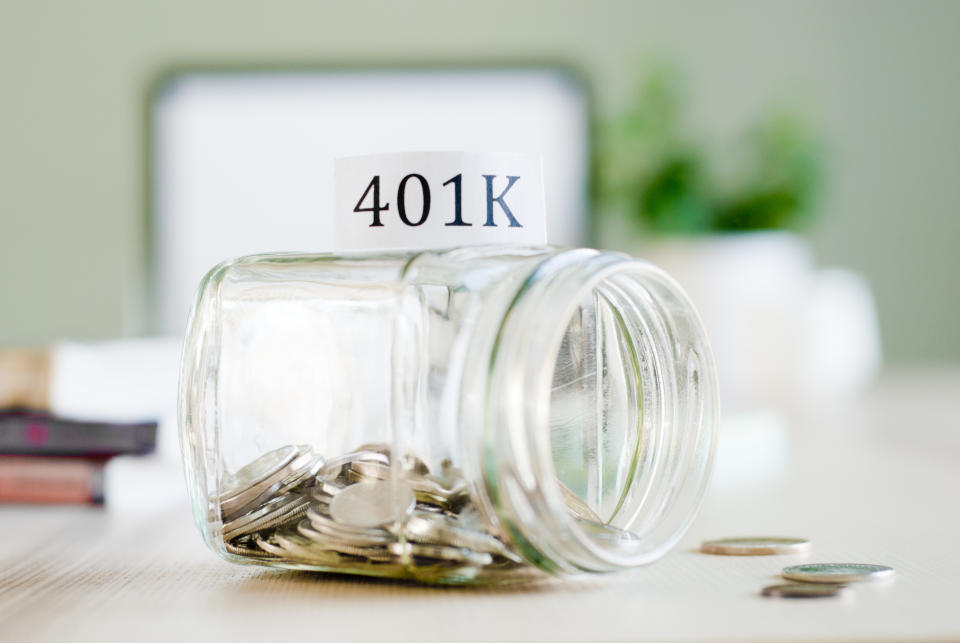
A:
[333,151,547,251]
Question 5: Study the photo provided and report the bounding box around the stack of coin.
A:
[217,443,530,582]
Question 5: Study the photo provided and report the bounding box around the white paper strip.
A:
[333,151,547,251]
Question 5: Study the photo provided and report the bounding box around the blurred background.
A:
[2,0,958,362]
[1,0,958,452]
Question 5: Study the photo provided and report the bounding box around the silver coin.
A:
[224,540,277,559]
[310,480,344,504]
[221,448,317,520]
[273,453,325,495]
[762,583,850,598]
[297,521,396,561]
[701,537,811,556]
[354,443,430,476]
[389,541,492,567]
[221,445,299,500]
[782,563,895,584]
[223,493,309,540]
[346,461,467,509]
[253,533,291,558]
[319,450,390,480]
[424,472,468,497]
[267,531,365,565]
[231,496,311,540]
[329,479,416,528]
[305,505,394,545]
[404,514,521,562]
[223,493,291,534]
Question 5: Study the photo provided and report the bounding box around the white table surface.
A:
[1,369,958,643]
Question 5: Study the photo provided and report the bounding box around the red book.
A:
[0,456,104,505]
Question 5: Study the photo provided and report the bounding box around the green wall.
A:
[1,0,958,363]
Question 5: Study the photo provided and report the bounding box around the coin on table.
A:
[701,537,811,556]
[329,479,416,528]
[782,563,894,583]
[762,583,850,598]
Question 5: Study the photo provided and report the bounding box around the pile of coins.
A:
[700,536,894,599]
[218,444,528,582]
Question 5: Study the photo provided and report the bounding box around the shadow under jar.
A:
[179,246,719,584]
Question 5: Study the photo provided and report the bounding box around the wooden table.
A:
[1,369,958,642]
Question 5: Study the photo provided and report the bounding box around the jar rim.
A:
[480,249,719,572]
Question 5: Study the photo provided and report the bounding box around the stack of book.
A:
[0,409,157,505]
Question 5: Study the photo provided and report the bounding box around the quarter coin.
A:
[701,537,811,556]
[782,563,894,583]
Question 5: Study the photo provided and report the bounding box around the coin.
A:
[221,448,317,520]
[701,537,811,556]
[762,583,850,598]
[329,479,416,528]
[273,453,325,496]
[404,514,521,562]
[782,563,894,583]
[353,443,430,476]
[389,541,493,567]
[223,494,310,540]
[221,446,299,496]
[305,506,394,545]
[225,540,277,559]
[212,442,531,581]
[297,521,396,561]
[319,450,390,480]
[347,461,468,508]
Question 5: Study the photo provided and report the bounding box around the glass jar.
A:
[179,245,718,583]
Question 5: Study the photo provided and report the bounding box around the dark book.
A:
[0,409,156,457]
[0,456,105,505]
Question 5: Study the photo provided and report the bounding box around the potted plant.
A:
[595,66,880,414]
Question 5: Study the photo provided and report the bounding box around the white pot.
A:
[633,232,882,413]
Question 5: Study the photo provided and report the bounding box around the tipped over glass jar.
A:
[179,245,718,584]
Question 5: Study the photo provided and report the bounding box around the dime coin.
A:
[329,479,416,528]
[701,537,811,556]
[782,563,894,584]
[762,583,849,598]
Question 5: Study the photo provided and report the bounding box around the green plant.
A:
[596,65,822,234]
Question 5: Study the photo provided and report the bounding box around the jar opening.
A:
[483,251,718,572]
